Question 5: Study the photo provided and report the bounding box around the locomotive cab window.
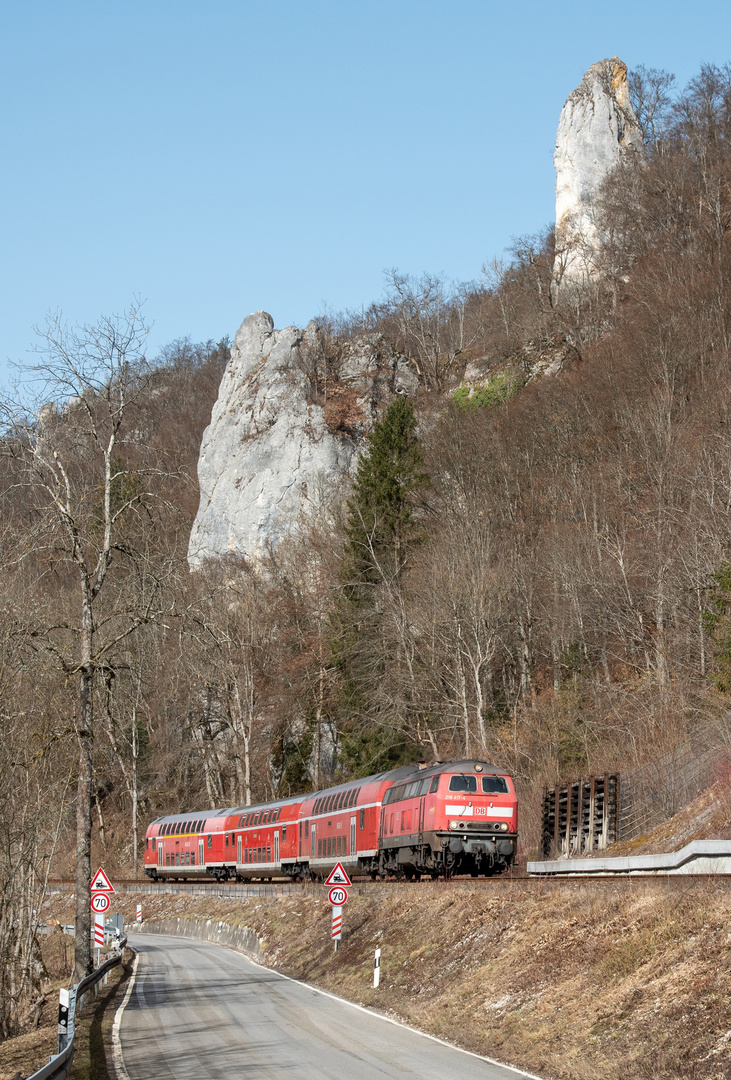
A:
[448,775,478,793]
[429,776,439,793]
[481,776,510,794]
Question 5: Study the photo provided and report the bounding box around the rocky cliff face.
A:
[554,57,641,286]
[188,311,418,567]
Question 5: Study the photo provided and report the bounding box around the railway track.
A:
[46,869,731,898]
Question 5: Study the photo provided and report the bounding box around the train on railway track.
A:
[144,759,518,883]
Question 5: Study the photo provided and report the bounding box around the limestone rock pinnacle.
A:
[187,312,417,568]
[554,58,642,287]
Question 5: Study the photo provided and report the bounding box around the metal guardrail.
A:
[26,935,128,1080]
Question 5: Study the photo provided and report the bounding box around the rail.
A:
[26,935,128,1080]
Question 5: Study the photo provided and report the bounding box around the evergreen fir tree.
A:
[343,395,429,591]
[332,396,429,773]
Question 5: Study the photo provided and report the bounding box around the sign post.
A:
[90,867,113,966]
[94,913,104,967]
[324,863,352,952]
[331,906,342,950]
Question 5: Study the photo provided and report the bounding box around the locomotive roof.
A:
[412,759,509,781]
[149,761,508,827]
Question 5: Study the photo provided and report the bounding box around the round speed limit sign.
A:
[328,886,348,906]
[90,891,110,913]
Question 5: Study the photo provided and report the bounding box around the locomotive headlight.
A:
[501,822,509,832]
[448,820,460,830]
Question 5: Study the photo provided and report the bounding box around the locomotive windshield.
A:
[482,776,510,794]
[448,775,478,792]
[448,774,510,794]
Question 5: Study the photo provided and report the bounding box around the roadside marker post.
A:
[331,906,342,951]
[325,863,352,951]
[136,903,142,923]
[94,913,104,968]
[374,947,381,988]
[57,988,70,1052]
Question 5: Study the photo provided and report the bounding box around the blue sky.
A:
[1,1,730,382]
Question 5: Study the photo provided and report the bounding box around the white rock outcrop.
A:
[554,57,641,286]
[188,311,418,567]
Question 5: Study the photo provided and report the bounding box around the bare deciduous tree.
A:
[0,304,172,977]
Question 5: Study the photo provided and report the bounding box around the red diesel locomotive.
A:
[143,759,518,882]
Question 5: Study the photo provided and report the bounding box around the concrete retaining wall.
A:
[135,918,263,959]
[528,838,731,876]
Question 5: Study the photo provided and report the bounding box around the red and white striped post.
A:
[136,903,142,923]
[94,913,104,967]
[331,906,342,951]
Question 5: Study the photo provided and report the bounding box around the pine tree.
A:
[343,395,429,591]
[332,396,429,773]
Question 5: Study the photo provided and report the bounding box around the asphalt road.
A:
[120,933,541,1080]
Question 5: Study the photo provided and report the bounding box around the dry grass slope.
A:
[36,879,731,1080]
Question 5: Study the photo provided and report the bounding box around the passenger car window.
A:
[481,776,510,794]
[448,775,477,793]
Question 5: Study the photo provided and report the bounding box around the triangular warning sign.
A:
[324,862,352,887]
[90,867,114,892]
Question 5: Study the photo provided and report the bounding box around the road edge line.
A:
[133,930,545,1080]
[111,950,138,1080]
[247,956,547,1080]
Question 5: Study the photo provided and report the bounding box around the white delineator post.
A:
[136,903,142,923]
[374,948,381,988]
[57,987,70,1051]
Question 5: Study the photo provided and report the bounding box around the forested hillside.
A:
[3,61,731,1034]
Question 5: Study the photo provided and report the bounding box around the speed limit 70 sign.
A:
[91,891,110,913]
[328,886,348,906]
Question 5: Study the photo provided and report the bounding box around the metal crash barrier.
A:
[26,934,128,1080]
